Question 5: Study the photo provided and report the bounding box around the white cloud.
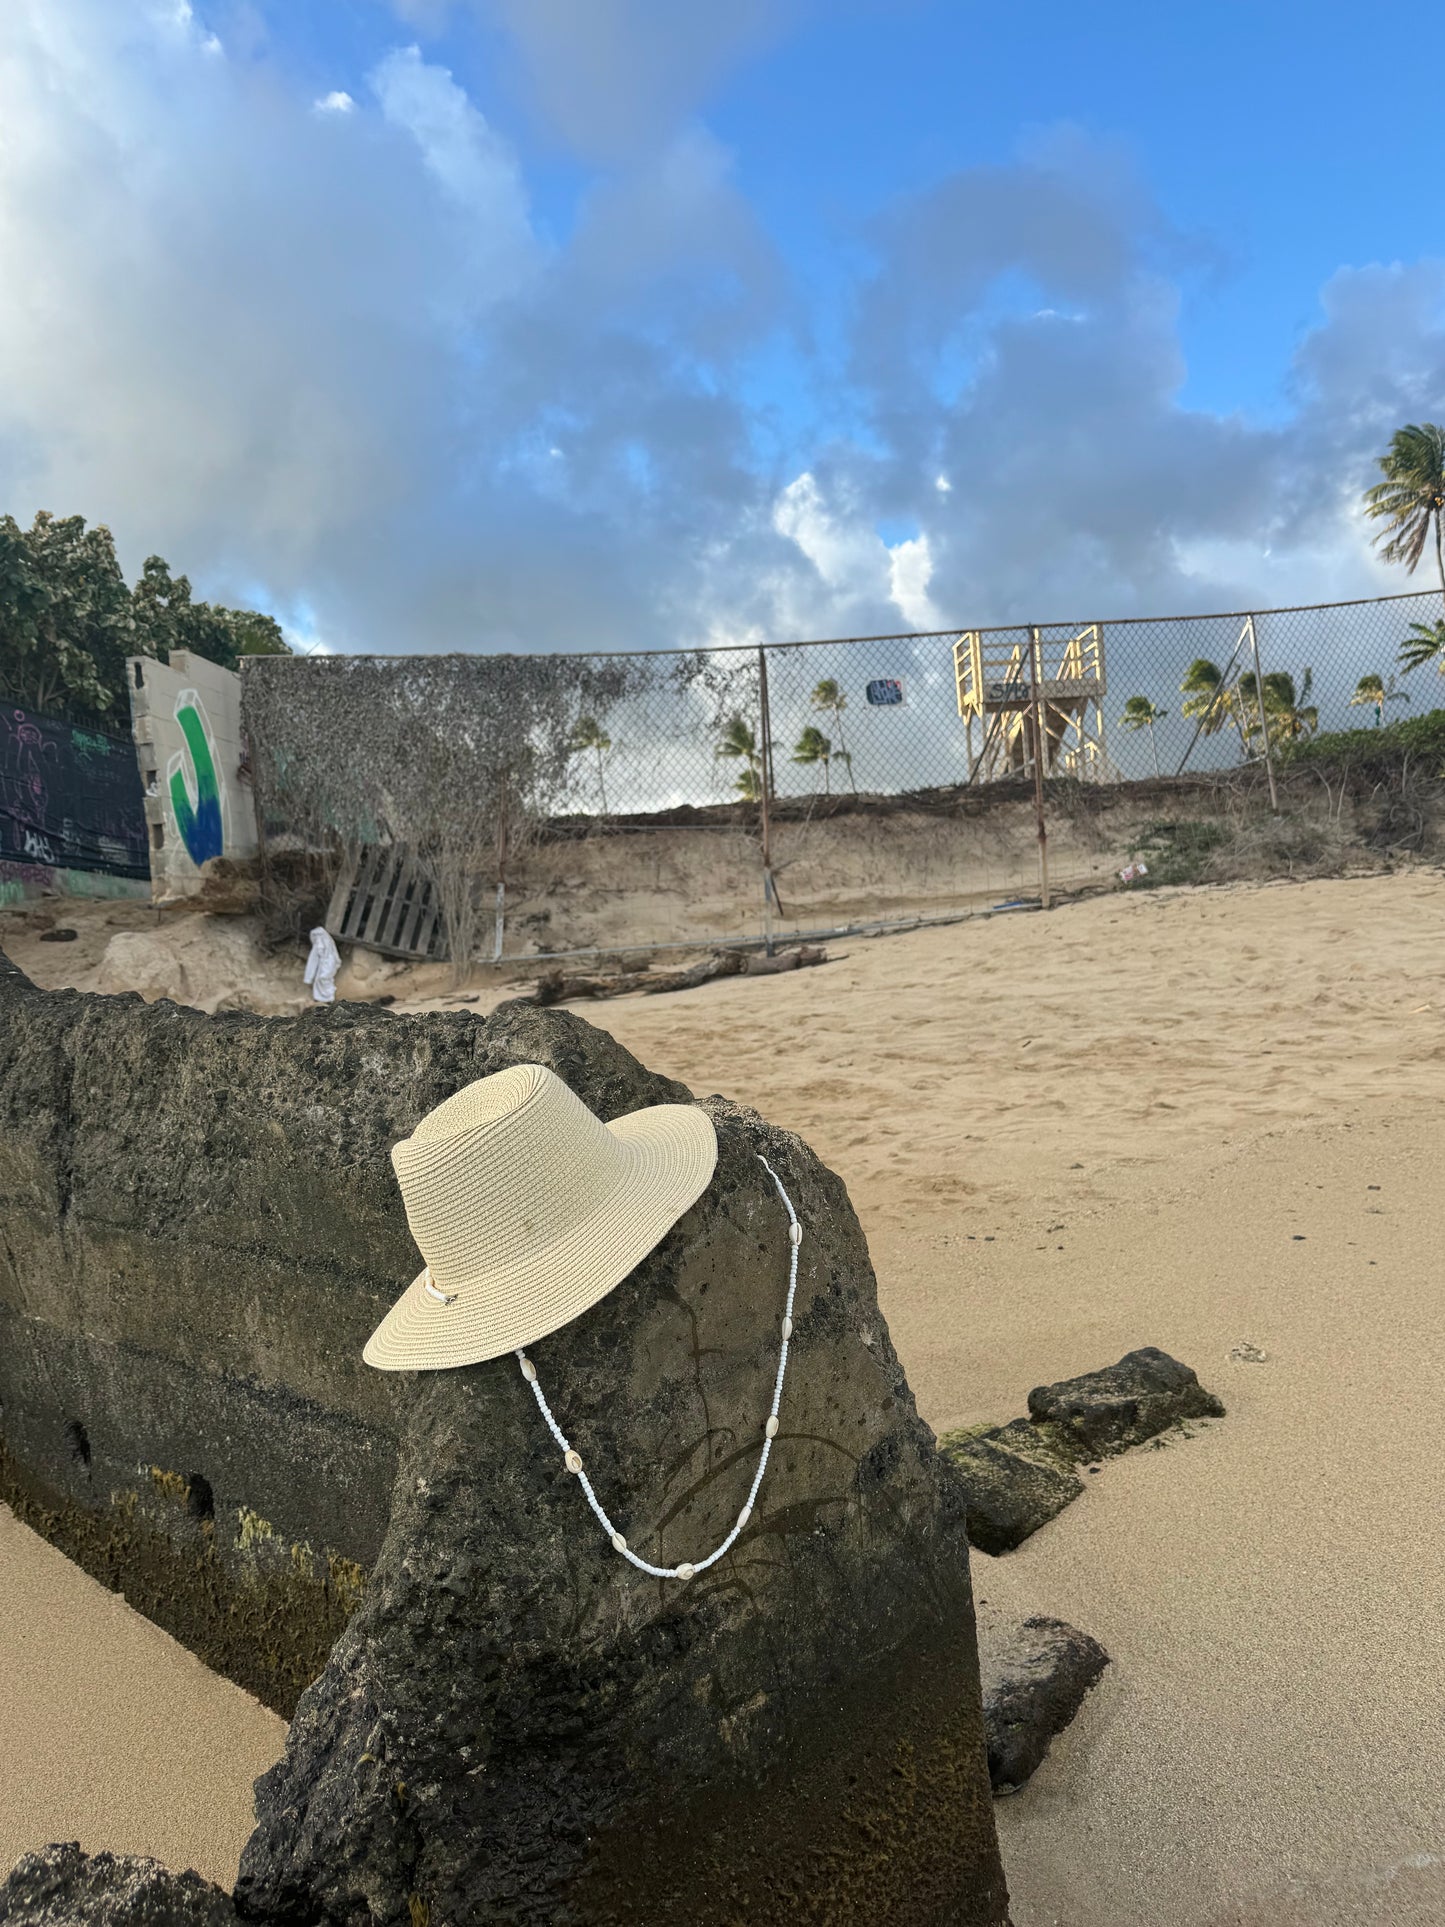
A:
[772,475,944,632]
[478,0,806,163]
[372,47,522,220]
[888,535,944,631]
[0,5,1443,665]
[313,90,356,115]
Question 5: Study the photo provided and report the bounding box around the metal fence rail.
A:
[513,586,1444,816]
[246,585,1445,966]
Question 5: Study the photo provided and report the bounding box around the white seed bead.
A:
[781,1317,793,1340]
[736,1503,752,1529]
[520,1358,537,1382]
[611,1531,627,1553]
[676,1563,696,1581]
[789,1222,802,1246]
[564,1449,583,1474]
[765,1415,779,1439]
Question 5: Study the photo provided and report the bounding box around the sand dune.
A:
[4,869,1444,1919]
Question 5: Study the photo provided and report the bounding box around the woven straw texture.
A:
[363,1063,717,1372]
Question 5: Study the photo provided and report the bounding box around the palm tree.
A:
[1180,659,1247,750]
[811,678,857,791]
[716,713,764,801]
[1247,670,1318,748]
[1363,423,1445,597]
[792,723,834,792]
[571,713,613,816]
[1120,695,1168,776]
[1398,620,1445,677]
[1349,673,1411,727]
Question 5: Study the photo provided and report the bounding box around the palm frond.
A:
[1398,621,1445,674]
[715,713,758,761]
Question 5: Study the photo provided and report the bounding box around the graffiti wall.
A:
[128,649,258,900]
[0,706,149,880]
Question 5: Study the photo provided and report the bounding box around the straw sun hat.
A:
[362,1062,718,1372]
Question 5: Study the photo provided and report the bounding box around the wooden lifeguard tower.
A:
[954,624,1112,784]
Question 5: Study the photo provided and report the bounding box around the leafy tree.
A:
[792,722,834,792]
[1398,620,1445,677]
[570,713,613,815]
[716,712,764,801]
[1349,673,1410,726]
[1119,694,1167,776]
[131,554,288,672]
[0,512,136,715]
[0,511,288,722]
[1363,423,1445,597]
[811,677,857,791]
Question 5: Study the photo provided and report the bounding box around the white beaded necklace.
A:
[516,1153,802,1582]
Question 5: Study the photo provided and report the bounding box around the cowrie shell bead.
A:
[520,1358,537,1382]
[611,1532,627,1553]
[782,1317,793,1340]
[676,1563,696,1581]
[765,1416,779,1439]
[789,1222,802,1246]
[564,1450,583,1474]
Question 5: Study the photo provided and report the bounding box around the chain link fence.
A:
[246,586,1445,966]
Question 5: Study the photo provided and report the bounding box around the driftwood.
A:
[527,946,827,1007]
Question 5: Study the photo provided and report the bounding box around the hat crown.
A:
[393,1065,629,1284]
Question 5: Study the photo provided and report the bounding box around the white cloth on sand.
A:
[304,927,341,1004]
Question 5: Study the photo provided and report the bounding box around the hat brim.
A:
[362,1102,718,1372]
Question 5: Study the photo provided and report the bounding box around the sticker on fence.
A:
[865,678,904,706]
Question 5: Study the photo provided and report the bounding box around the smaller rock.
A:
[37,929,78,944]
[0,1845,238,1925]
[1026,1345,1225,1460]
[938,1417,1082,1555]
[978,1615,1110,1794]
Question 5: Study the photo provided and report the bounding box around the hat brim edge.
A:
[362,1102,719,1373]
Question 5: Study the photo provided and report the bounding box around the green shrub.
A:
[1128,818,1230,887]
[1277,706,1445,781]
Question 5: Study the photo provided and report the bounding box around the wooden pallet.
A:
[325,844,446,960]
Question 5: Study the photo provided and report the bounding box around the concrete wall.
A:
[0,956,762,1716]
[0,950,516,1712]
[128,650,257,904]
[0,860,151,909]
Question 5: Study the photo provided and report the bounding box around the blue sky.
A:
[1,0,1442,653]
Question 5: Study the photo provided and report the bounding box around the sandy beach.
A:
[4,868,1445,1918]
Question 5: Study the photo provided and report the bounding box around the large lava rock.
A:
[0,1846,238,1926]
[213,996,1009,1927]
[0,944,1006,1924]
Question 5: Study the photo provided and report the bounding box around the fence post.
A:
[1245,614,1280,813]
[757,646,777,954]
[1028,626,1052,909]
[493,791,509,963]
